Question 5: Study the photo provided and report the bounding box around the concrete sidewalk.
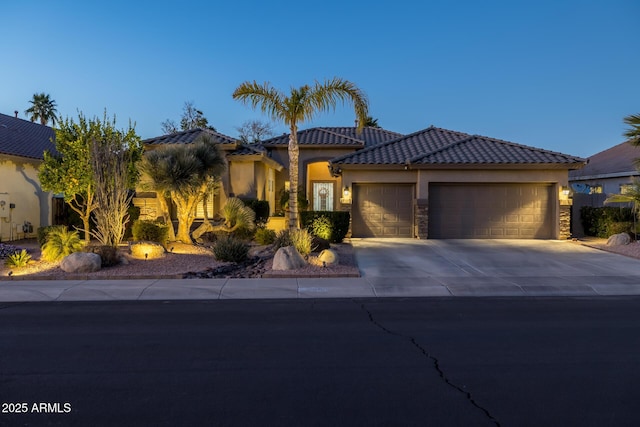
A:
[2,275,640,302]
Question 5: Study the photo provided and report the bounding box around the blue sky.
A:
[2,0,638,158]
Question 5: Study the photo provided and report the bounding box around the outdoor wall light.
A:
[343,186,351,197]
[561,186,571,196]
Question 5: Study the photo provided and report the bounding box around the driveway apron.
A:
[351,238,640,296]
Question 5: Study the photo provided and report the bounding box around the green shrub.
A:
[274,229,314,256]
[124,205,141,239]
[310,216,332,240]
[279,186,309,211]
[37,225,67,247]
[581,206,635,237]
[242,199,270,227]
[132,220,170,244]
[300,211,350,243]
[42,228,85,262]
[212,235,249,263]
[254,228,276,245]
[5,249,32,268]
[85,245,121,267]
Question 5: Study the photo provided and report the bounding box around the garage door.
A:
[428,183,553,239]
[352,184,413,237]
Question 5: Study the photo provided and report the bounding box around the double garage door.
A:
[351,183,553,239]
[428,183,553,239]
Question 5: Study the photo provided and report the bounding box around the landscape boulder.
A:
[60,252,102,273]
[607,233,631,246]
[129,241,165,259]
[317,249,339,266]
[272,246,306,270]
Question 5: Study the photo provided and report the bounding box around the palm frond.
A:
[624,113,640,145]
[232,81,287,123]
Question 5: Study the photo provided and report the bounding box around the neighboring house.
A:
[568,141,640,236]
[140,125,585,240]
[0,112,56,241]
[330,126,585,239]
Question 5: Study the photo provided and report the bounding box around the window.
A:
[620,184,634,194]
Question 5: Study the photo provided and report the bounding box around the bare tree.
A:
[90,128,140,246]
[236,120,275,144]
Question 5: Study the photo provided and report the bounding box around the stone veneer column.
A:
[415,199,428,239]
[339,202,353,238]
[559,204,571,239]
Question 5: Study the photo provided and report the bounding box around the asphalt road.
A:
[1,297,640,426]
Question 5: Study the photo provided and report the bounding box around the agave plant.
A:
[5,249,32,268]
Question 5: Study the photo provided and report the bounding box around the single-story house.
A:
[140,125,585,240]
[568,141,640,236]
[0,112,57,240]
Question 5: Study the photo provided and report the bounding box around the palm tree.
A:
[363,116,381,128]
[624,113,640,146]
[25,93,58,126]
[140,135,226,243]
[232,77,369,229]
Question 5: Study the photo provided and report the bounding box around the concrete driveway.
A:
[351,239,640,296]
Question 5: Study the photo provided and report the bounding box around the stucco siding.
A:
[0,159,51,240]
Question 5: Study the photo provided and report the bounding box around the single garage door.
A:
[429,183,553,239]
[352,184,413,237]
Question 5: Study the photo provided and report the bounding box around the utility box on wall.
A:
[0,193,10,219]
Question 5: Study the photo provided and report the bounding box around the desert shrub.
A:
[5,249,31,268]
[132,220,170,244]
[222,198,256,233]
[242,199,270,227]
[300,211,350,243]
[274,229,314,256]
[124,205,141,239]
[85,245,121,267]
[581,206,635,237]
[310,216,332,240]
[37,225,67,247]
[42,228,85,262]
[254,228,276,245]
[212,235,249,263]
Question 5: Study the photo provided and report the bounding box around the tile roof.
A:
[261,126,402,147]
[142,128,237,146]
[569,142,640,179]
[331,126,585,168]
[0,113,56,160]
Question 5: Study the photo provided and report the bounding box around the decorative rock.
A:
[272,246,306,270]
[607,233,631,246]
[317,249,339,265]
[60,252,102,273]
[129,241,165,259]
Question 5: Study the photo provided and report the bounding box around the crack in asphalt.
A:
[356,301,501,427]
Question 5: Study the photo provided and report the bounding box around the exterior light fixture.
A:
[343,186,351,197]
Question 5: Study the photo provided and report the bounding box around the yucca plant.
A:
[42,228,85,262]
[5,249,32,268]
